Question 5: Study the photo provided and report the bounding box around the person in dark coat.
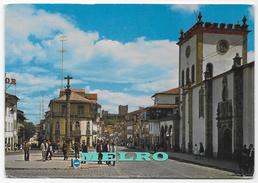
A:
[110,142,116,166]
[102,141,110,165]
[238,145,249,176]
[74,141,80,159]
[96,141,102,164]
[62,141,68,160]
[248,144,254,175]
[81,141,88,164]
[199,142,204,159]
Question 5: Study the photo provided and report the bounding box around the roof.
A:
[5,93,19,100]
[152,88,179,97]
[53,92,95,103]
[127,108,145,116]
[50,88,96,105]
[145,104,178,109]
[177,14,250,45]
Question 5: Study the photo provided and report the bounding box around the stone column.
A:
[233,54,243,154]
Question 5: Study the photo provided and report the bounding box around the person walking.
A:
[81,141,88,164]
[199,142,204,159]
[102,141,109,165]
[46,140,50,160]
[23,140,30,161]
[48,141,53,160]
[62,141,68,160]
[193,144,199,159]
[96,141,103,164]
[40,139,48,161]
[74,141,80,159]
[110,142,116,166]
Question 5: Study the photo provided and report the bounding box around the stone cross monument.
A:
[64,75,72,150]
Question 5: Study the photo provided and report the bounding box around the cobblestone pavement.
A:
[5,149,242,178]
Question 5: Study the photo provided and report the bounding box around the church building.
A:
[178,13,254,158]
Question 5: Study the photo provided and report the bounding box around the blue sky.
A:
[5,4,254,123]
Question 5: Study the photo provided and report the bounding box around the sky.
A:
[5,4,254,123]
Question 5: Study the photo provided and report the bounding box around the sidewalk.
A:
[132,147,239,173]
[167,152,239,173]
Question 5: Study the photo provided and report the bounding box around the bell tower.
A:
[178,13,250,87]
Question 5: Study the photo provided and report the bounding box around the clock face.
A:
[185,45,191,58]
[216,40,229,55]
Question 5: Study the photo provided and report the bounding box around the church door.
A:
[223,129,232,159]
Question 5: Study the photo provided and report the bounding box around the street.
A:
[5,148,240,178]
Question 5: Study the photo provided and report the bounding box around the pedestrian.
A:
[48,141,53,160]
[193,144,199,159]
[199,142,204,159]
[248,144,254,176]
[74,141,80,159]
[96,141,102,164]
[110,142,116,166]
[106,141,111,166]
[40,139,48,161]
[23,140,30,161]
[102,141,109,165]
[238,145,248,176]
[62,141,68,160]
[81,141,88,164]
[46,140,50,160]
[153,143,157,153]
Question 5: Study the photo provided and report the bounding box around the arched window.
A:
[191,65,195,82]
[181,70,185,86]
[186,68,190,84]
[206,63,213,78]
[75,121,80,129]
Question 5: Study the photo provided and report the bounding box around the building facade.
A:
[46,89,100,147]
[125,107,145,147]
[5,93,19,151]
[178,14,254,158]
[145,88,180,150]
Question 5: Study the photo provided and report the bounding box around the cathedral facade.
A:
[178,13,254,158]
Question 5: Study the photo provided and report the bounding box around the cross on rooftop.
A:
[64,75,73,89]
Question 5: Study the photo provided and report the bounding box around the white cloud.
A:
[248,50,254,62]
[248,6,254,20]
[132,78,178,93]
[5,5,178,84]
[170,4,201,13]
[5,5,178,122]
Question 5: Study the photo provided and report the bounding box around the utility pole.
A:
[59,35,67,88]
[64,75,72,151]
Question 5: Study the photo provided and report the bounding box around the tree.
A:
[22,122,35,141]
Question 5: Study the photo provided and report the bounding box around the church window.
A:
[186,68,190,84]
[206,63,213,78]
[191,65,195,82]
